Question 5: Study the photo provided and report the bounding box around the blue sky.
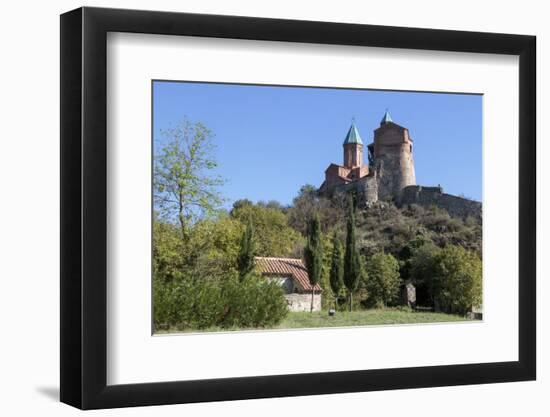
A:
[153,81,482,208]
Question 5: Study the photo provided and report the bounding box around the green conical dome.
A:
[343,122,363,145]
[380,110,393,125]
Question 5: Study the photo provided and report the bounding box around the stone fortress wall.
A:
[399,185,482,219]
[330,181,481,220]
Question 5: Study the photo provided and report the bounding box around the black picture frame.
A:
[60,6,536,410]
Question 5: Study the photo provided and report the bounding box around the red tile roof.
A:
[254,257,322,293]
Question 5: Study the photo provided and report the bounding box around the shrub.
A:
[186,280,226,329]
[160,278,226,331]
[221,273,288,328]
[152,277,180,330]
[153,271,288,331]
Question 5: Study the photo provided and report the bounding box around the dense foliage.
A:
[230,199,303,257]
[357,203,482,257]
[153,212,288,330]
[153,271,288,330]
[343,199,362,311]
[431,245,482,315]
[365,252,401,307]
[153,191,483,329]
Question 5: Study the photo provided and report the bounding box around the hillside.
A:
[288,185,482,259]
[355,201,482,258]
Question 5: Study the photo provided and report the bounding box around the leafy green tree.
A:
[232,198,253,211]
[343,198,361,311]
[154,118,224,239]
[409,241,441,306]
[288,185,320,235]
[329,235,344,308]
[288,184,346,235]
[432,245,482,315]
[230,201,303,257]
[304,214,323,312]
[237,220,255,280]
[181,216,244,279]
[366,252,401,307]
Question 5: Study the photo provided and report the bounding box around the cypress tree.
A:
[304,214,323,313]
[344,197,360,311]
[237,220,255,280]
[329,234,344,309]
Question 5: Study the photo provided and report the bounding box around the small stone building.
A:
[255,257,322,312]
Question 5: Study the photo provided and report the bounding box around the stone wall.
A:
[284,293,322,312]
[356,176,379,205]
[400,185,482,219]
[331,175,379,206]
[372,151,415,201]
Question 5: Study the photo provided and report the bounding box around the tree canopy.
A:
[365,252,401,307]
[230,200,303,258]
[154,119,225,238]
[432,245,482,315]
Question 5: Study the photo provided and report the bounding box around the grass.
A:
[156,308,475,334]
[277,308,473,329]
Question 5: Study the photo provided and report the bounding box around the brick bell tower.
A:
[343,120,363,168]
[368,110,416,201]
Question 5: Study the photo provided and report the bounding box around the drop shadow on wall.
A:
[35,386,59,401]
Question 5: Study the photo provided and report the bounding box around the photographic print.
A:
[60,9,536,407]
[152,81,483,334]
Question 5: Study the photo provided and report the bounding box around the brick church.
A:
[319,111,416,204]
[318,111,482,218]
